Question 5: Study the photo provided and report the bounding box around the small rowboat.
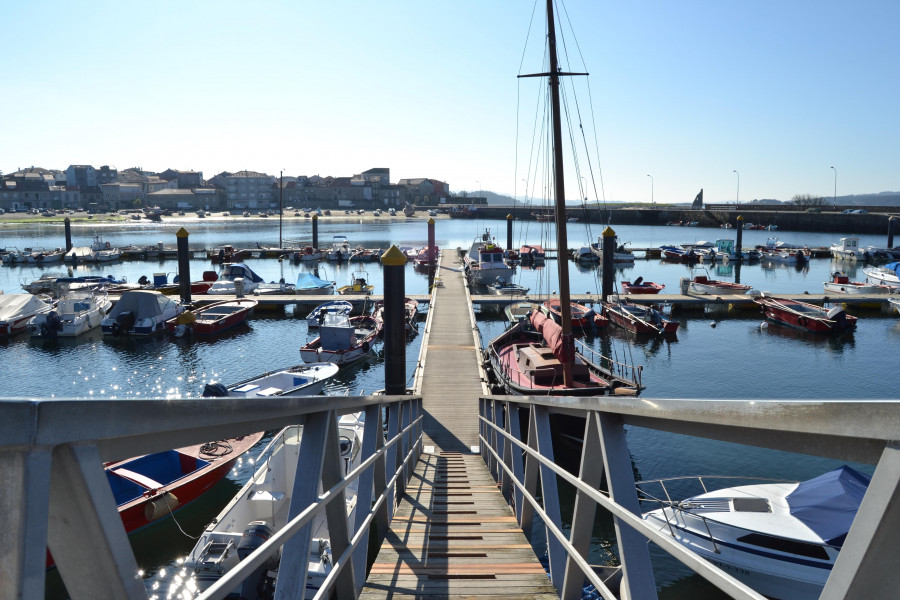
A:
[166,298,257,336]
[621,278,664,294]
[603,301,679,335]
[543,298,595,328]
[372,298,419,335]
[754,294,857,334]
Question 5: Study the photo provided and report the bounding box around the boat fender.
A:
[362,341,370,353]
[144,492,179,522]
[174,323,188,338]
[202,382,230,397]
[826,306,844,319]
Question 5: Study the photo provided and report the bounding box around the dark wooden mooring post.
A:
[381,245,407,395]
[735,215,744,283]
[888,216,896,249]
[427,218,436,264]
[601,226,615,301]
[506,214,513,253]
[176,227,191,305]
[312,214,319,250]
[64,217,72,252]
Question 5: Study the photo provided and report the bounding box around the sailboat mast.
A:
[546,0,574,387]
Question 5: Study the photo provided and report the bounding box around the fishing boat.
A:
[486,0,641,400]
[299,313,382,365]
[463,229,513,285]
[823,272,894,296]
[830,236,866,260]
[165,298,257,337]
[759,247,810,265]
[862,262,900,288]
[687,268,754,295]
[504,301,541,324]
[372,297,419,335]
[590,237,635,262]
[660,245,701,262]
[603,300,679,335]
[336,271,374,295]
[305,300,353,328]
[448,204,478,218]
[325,235,352,261]
[543,298,595,329]
[754,294,858,334]
[206,263,265,295]
[184,415,364,597]
[621,278,665,294]
[0,293,54,337]
[489,276,530,296]
[101,290,184,336]
[292,246,323,262]
[295,271,336,295]
[30,291,112,338]
[639,465,871,600]
[200,362,339,398]
[105,431,264,538]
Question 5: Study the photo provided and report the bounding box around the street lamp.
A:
[646,174,654,205]
[733,169,740,206]
[831,166,837,209]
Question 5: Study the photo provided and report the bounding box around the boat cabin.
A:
[515,343,590,386]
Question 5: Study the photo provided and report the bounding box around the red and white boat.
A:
[165,298,257,336]
[543,298,595,328]
[292,246,323,262]
[621,278,665,294]
[519,244,546,264]
[372,297,419,336]
[603,301,680,334]
[413,245,439,268]
[754,294,858,334]
[823,272,894,296]
[0,293,54,337]
[300,314,382,365]
[688,269,753,295]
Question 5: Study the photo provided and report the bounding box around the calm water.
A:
[2,217,895,598]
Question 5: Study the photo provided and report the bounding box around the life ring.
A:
[362,341,371,353]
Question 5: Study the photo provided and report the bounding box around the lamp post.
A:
[646,174,654,205]
[733,169,740,206]
[279,170,283,248]
[831,166,837,209]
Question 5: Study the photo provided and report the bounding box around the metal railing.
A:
[478,395,900,600]
[0,394,422,600]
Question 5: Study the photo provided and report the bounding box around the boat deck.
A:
[361,251,557,600]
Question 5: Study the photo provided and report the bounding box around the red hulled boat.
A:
[754,295,858,334]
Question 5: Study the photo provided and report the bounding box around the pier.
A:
[2,249,900,600]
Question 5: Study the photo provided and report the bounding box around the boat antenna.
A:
[519,0,587,387]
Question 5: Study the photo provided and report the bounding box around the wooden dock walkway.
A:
[361,251,558,600]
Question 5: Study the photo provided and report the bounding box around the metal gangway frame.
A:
[478,395,900,600]
[1,394,423,600]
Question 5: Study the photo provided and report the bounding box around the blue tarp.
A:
[222,263,264,283]
[786,465,871,546]
[884,262,900,277]
[296,272,333,291]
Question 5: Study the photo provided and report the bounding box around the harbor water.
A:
[0,216,895,598]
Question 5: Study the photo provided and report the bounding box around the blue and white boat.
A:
[640,465,871,600]
[305,300,352,327]
[206,263,265,295]
[295,271,336,295]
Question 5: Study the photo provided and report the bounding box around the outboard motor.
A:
[42,311,62,337]
[202,382,230,397]
[114,311,135,336]
[237,521,279,600]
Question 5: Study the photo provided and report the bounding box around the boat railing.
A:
[1,393,422,600]
[575,337,643,390]
[477,395,900,600]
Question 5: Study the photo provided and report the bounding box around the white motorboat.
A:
[0,294,54,337]
[295,271,335,295]
[100,290,183,335]
[687,268,754,295]
[206,263,265,295]
[463,229,514,285]
[830,236,866,260]
[590,236,635,262]
[823,272,893,295]
[325,235,352,261]
[863,262,900,288]
[305,300,353,328]
[300,314,381,365]
[184,415,365,596]
[201,362,339,398]
[30,291,112,337]
[640,466,871,600]
[489,276,530,296]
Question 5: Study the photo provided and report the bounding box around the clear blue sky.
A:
[2,1,897,204]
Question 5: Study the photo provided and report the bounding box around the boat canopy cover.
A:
[884,262,900,277]
[108,290,177,319]
[221,263,264,283]
[0,294,49,319]
[530,309,563,360]
[296,272,334,290]
[786,465,871,546]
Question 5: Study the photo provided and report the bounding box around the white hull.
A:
[207,363,339,397]
[185,417,364,596]
[466,265,512,285]
[299,345,371,365]
[30,294,112,337]
[863,266,900,287]
[823,282,891,295]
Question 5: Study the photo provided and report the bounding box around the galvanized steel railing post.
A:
[320,410,356,599]
[533,404,565,593]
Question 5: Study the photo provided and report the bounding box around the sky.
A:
[2,0,897,204]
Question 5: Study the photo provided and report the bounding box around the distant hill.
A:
[737,192,900,207]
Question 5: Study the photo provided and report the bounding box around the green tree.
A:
[132,198,143,209]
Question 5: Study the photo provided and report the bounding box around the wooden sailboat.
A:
[486,0,640,398]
